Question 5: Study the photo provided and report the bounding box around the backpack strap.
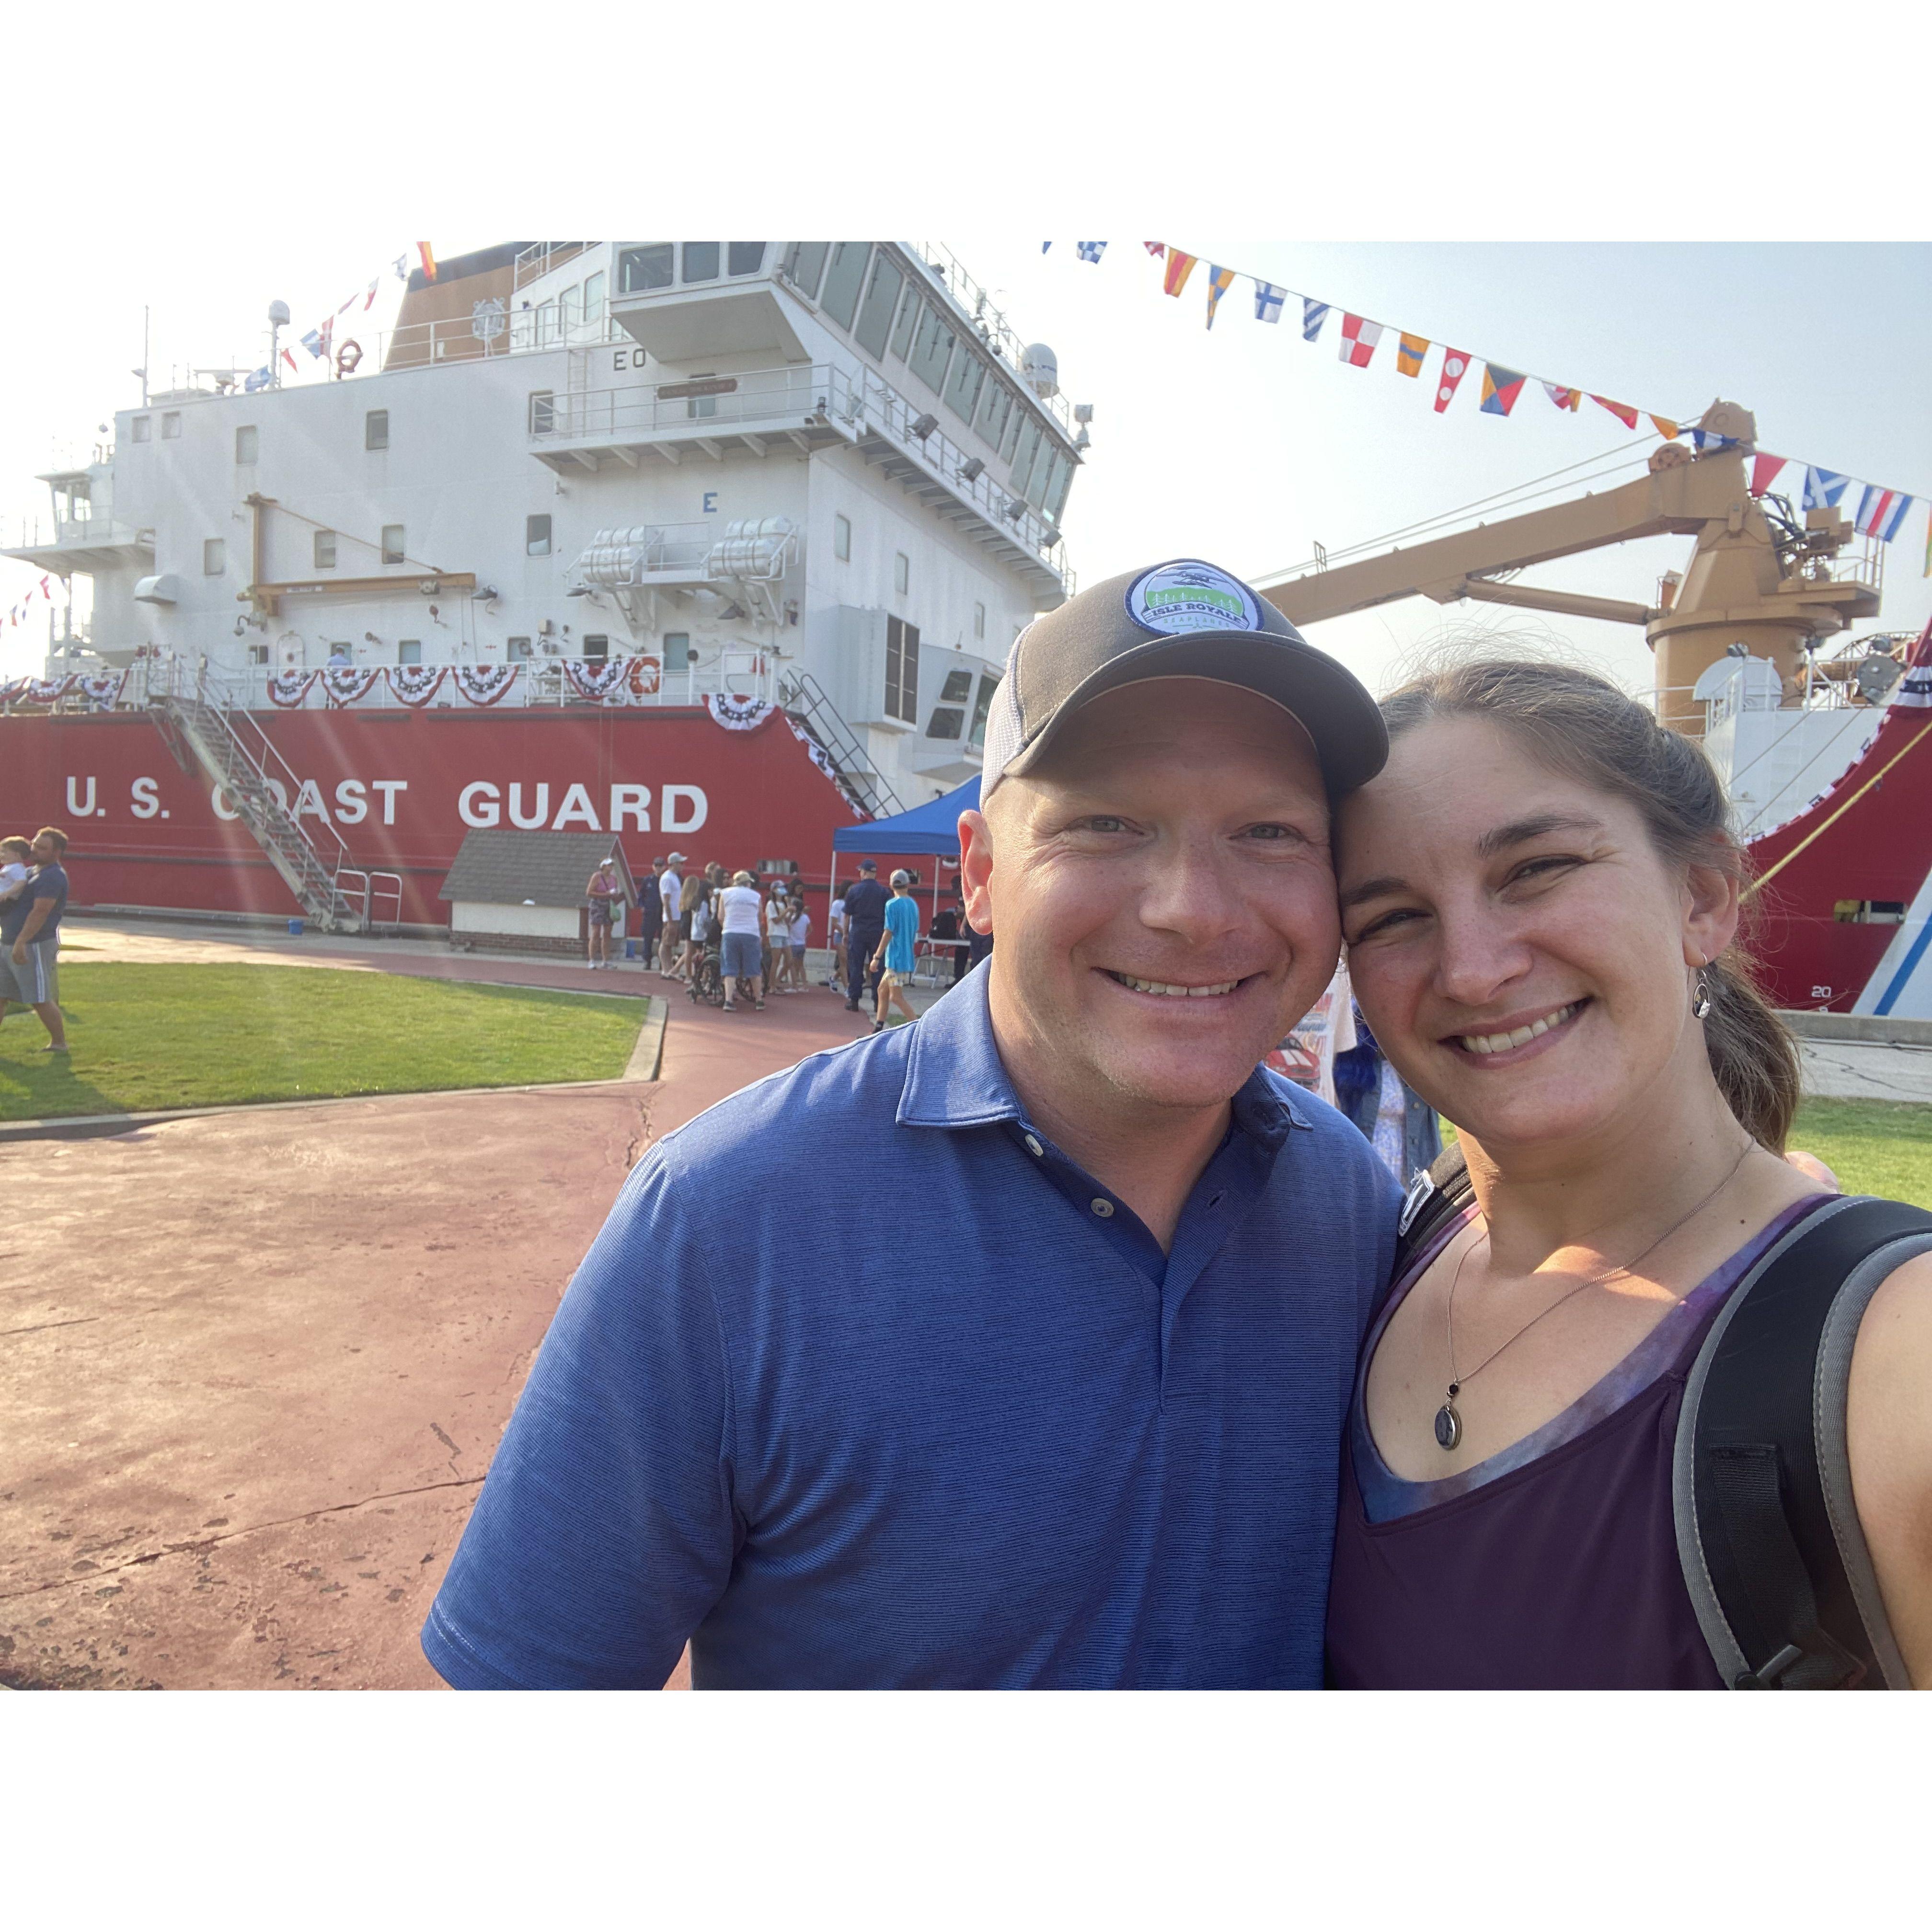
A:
[1389,1143,1473,1288]
[1673,1195,1932,1690]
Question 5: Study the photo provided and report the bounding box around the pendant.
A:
[1434,1392,1462,1451]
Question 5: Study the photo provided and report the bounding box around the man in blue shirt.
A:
[424,559,1401,1689]
[841,859,888,1012]
[0,826,70,1054]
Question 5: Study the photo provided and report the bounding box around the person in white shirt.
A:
[826,894,847,989]
[657,853,686,978]
[0,836,32,907]
[764,884,794,991]
[715,869,766,1012]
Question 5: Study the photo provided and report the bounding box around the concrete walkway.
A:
[1800,1037,1932,1105]
[0,920,886,1690]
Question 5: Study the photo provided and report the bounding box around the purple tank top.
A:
[1325,1194,1835,1690]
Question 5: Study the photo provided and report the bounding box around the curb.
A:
[1780,1010,1932,1048]
[0,997,669,1145]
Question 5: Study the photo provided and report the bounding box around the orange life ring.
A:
[336,338,364,376]
[627,654,662,697]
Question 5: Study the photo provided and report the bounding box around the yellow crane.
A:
[1260,405,1881,730]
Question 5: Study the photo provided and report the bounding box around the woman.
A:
[676,870,708,982]
[1325,657,1932,1689]
[584,858,622,970]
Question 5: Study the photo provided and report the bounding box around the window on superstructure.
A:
[925,708,965,740]
[1034,449,1067,515]
[507,637,533,660]
[908,305,956,395]
[833,514,851,562]
[663,632,692,670]
[248,643,270,667]
[131,416,151,443]
[973,602,986,641]
[584,634,609,662]
[853,253,905,360]
[398,639,422,666]
[780,243,828,301]
[968,674,999,748]
[162,413,182,439]
[560,284,581,335]
[583,271,605,329]
[817,245,870,331]
[536,300,557,347]
[1010,420,1044,498]
[527,514,552,557]
[1000,404,1025,464]
[235,425,258,465]
[977,381,1012,454]
[366,410,389,451]
[894,552,909,596]
[681,243,720,285]
[203,538,225,575]
[686,374,718,421]
[943,349,985,426]
[885,616,920,725]
[727,243,766,277]
[619,245,675,294]
[381,524,405,565]
[889,289,920,362]
[940,669,973,703]
[530,391,555,436]
[314,530,337,570]
[1046,454,1076,526]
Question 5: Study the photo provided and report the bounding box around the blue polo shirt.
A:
[422,965,1400,1689]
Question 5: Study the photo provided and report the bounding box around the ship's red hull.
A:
[0,705,867,931]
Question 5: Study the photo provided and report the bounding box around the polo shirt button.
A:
[1024,1135,1043,1157]
[1091,1197,1114,1218]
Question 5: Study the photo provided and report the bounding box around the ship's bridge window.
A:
[203,538,226,575]
[833,514,851,562]
[681,243,720,285]
[943,348,985,426]
[131,416,151,443]
[925,707,966,741]
[162,412,182,439]
[398,639,422,666]
[889,288,920,362]
[527,514,552,557]
[969,673,1000,747]
[817,245,870,331]
[999,403,1025,464]
[909,304,955,395]
[619,244,674,295]
[976,381,1012,454]
[366,410,389,451]
[727,243,766,277]
[381,524,405,565]
[1035,448,1068,517]
[853,252,905,360]
[1010,420,1044,498]
[1046,455,1075,526]
[780,242,828,301]
[314,529,337,570]
[235,426,258,465]
[940,668,974,703]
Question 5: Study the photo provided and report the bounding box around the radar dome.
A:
[1021,343,1059,399]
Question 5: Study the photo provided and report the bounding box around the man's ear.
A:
[958,809,996,935]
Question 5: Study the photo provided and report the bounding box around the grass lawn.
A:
[1445,1099,1932,1208]
[0,962,647,1122]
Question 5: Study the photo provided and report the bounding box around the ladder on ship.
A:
[779,669,906,820]
[148,665,376,935]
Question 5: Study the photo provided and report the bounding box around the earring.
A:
[1691,972,1712,1021]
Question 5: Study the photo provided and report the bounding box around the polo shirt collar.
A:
[896,961,1313,1142]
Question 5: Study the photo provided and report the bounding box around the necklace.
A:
[1433,1136,1755,1452]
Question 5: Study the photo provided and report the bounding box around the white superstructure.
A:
[8,239,1087,810]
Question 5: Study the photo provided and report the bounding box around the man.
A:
[422,559,1399,1689]
[841,858,887,1013]
[0,827,71,1054]
[657,852,686,976]
[638,856,667,969]
[869,869,921,1033]
[715,869,765,1012]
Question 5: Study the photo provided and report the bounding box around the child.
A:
[870,869,921,1033]
[0,836,32,907]
[787,897,810,991]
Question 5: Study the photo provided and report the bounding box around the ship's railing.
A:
[116,651,780,713]
[908,242,1076,437]
[513,241,599,291]
[6,513,153,553]
[532,360,1071,578]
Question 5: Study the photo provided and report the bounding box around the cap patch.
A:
[1125,560,1262,636]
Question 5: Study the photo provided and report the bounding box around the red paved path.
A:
[0,956,864,1690]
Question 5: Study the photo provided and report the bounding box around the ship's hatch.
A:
[612,288,808,364]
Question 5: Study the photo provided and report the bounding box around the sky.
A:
[5,234,1924,698]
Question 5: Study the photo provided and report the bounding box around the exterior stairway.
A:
[149,672,366,933]
[779,669,906,820]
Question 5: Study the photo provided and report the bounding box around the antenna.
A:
[267,300,291,387]
[132,304,150,407]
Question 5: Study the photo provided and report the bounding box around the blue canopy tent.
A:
[829,776,980,945]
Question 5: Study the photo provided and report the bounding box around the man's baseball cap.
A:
[857,859,877,873]
[666,851,689,862]
[979,558,1386,799]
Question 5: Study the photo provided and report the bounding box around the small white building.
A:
[439,828,636,955]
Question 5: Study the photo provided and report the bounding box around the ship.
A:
[1,241,1086,943]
